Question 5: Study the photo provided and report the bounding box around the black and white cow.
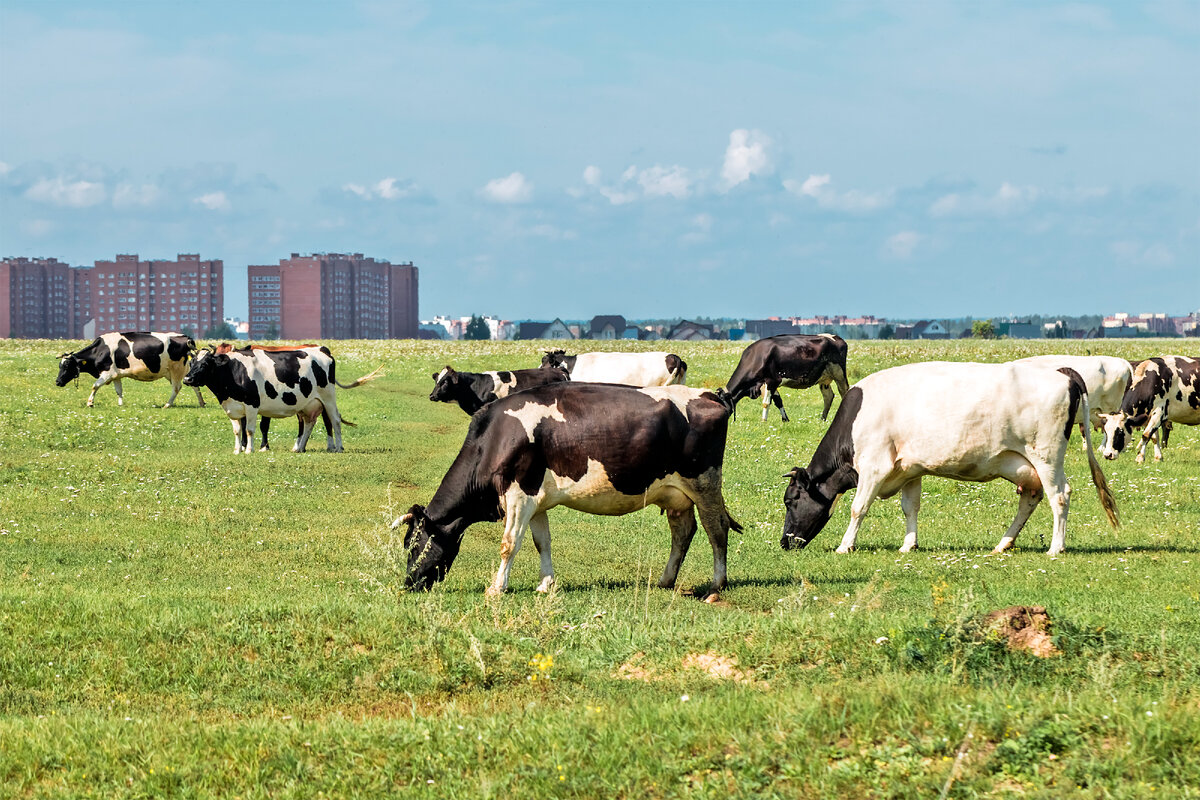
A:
[182,345,381,453]
[397,382,741,595]
[540,350,687,386]
[1099,356,1199,463]
[56,331,204,408]
[1014,355,1132,451]
[429,365,570,415]
[781,362,1118,556]
[724,333,849,422]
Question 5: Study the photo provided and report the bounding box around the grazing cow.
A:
[1014,355,1132,450]
[724,333,850,422]
[1099,356,1199,463]
[56,331,204,408]
[540,350,687,386]
[781,362,1118,556]
[397,383,741,595]
[430,365,570,415]
[183,345,381,453]
[212,343,331,450]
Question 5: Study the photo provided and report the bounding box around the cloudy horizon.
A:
[2,1,1196,320]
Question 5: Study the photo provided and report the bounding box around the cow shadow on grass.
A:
[1052,543,1200,555]
[547,574,861,594]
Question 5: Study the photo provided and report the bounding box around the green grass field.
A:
[2,337,1198,799]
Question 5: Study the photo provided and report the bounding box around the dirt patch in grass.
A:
[982,606,1059,658]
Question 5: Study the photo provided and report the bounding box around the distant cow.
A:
[781,362,1118,556]
[56,331,204,408]
[1014,355,1132,450]
[725,333,849,422]
[540,350,687,387]
[183,345,381,453]
[397,383,741,595]
[1100,356,1198,463]
[212,344,330,451]
[430,365,570,415]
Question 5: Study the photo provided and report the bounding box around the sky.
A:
[1,1,1197,321]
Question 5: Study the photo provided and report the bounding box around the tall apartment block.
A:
[247,253,418,339]
[90,254,223,335]
[1,257,91,338]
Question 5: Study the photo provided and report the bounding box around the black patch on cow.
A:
[328,360,336,385]
[433,366,570,415]
[665,354,687,379]
[257,350,308,387]
[497,370,513,383]
[1057,367,1086,441]
[299,377,313,397]
[166,335,194,363]
[281,391,297,406]
[312,362,328,388]
[71,338,112,378]
[264,381,279,400]
[113,338,133,370]
[184,354,261,407]
[124,332,167,374]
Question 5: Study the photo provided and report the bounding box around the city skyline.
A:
[2,2,1197,319]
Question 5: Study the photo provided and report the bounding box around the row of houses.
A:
[421,315,721,341]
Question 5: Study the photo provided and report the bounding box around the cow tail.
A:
[726,508,743,534]
[335,364,384,389]
[1081,391,1120,530]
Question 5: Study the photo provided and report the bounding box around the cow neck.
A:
[806,386,862,497]
[423,443,501,539]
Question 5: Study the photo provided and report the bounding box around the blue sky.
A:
[1,1,1196,320]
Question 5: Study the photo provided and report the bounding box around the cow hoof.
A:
[163,403,173,409]
[1135,456,1145,464]
[536,577,555,593]
[835,546,854,554]
[485,585,505,598]
[899,544,919,553]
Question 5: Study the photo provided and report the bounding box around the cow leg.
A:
[658,506,698,589]
[259,417,271,451]
[488,493,539,595]
[294,411,318,453]
[1032,460,1071,555]
[695,503,729,591]
[773,391,790,423]
[898,478,921,552]
[242,409,258,453]
[819,381,835,421]
[232,418,246,454]
[112,379,124,407]
[836,476,881,553]
[193,386,206,407]
[529,511,555,593]
[323,399,344,452]
[760,382,772,422]
[86,377,106,407]
[164,375,182,408]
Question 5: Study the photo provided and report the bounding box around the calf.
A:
[56,331,204,408]
[398,383,741,595]
[725,333,849,422]
[781,362,1118,556]
[540,350,687,386]
[1099,356,1198,463]
[1014,355,1132,451]
[183,345,381,453]
[430,365,569,415]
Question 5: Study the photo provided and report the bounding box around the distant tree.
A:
[264,321,280,340]
[1047,321,1069,339]
[971,320,996,339]
[878,324,895,340]
[203,321,236,339]
[464,315,491,341]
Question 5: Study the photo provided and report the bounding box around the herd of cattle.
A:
[54,330,1198,594]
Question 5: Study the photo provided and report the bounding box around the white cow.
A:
[781,362,1119,556]
[1014,355,1131,450]
[541,350,687,386]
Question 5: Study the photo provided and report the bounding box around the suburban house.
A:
[666,320,713,341]
[517,318,575,340]
[588,315,628,339]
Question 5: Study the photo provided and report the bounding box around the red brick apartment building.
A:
[247,253,418,339]
[2,254,222,339]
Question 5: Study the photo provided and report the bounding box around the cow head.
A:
[1098,412,1150,460]
[781,466,838,550]
[398,504,463,590]
[55,353,80,386]
[182,347,224,387]
[429,366,460,403]
[540,349,567,369]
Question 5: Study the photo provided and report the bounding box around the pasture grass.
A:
[2,337,1198,798]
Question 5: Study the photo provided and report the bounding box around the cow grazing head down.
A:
[398,504,464,590]
[1098,412,1150,459]
[781,466,840,549]
[540,350,566,369]
[55,353,81,386]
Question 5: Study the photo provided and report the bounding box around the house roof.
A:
[589,314,626,333]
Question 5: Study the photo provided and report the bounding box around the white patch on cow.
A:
[637,385,705,420]
[504,399,567,442]
[436,367,450,384]
[565,352,686,386]
[491,371,519,399]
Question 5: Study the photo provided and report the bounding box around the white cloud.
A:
[26,177,107,208]
[0,161,10,176]
[721,129,773,189]
[784,174,893,212]
[884,231,922,260]
[583,165,602,186]
[194,191,230,211]
[481,171,532,203]
[929,181,1039,217]
[344,177,418,201]
[112,183,162,208]
[636,165,691,198]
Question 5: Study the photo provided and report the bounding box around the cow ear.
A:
[784,466,809,488]
[1128,413,1149,427]
[431,373,438,381]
